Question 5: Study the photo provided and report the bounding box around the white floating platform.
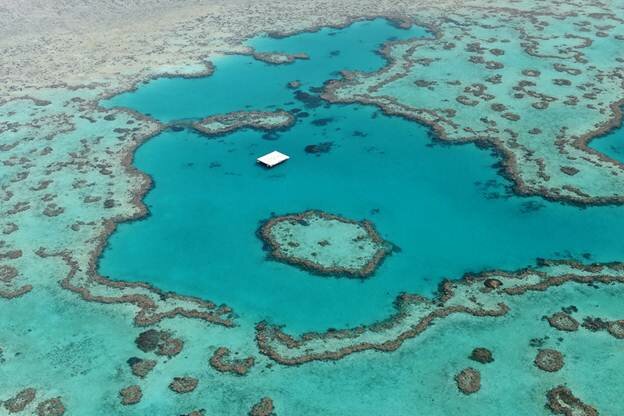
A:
[257,151,290,168]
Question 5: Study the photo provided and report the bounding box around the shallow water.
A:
[101,19,624,333]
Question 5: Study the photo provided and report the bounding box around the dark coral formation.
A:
[255,260,624,365]
[607,321,624,339]
[182,411,206,416]
[484,278,503,289]
[36,397,65,416]
[287,80,301,89]
[546,312,579,332]
[119,385,142,406]
[455,368,481,395]
[251,51,309,65]
[249,397,275,416]
[3,388,36,413]
[192,110,295,136]
[582,316,624,339]
[209,347,255,376]
[169,377,198,394]
[469,347,494,364]
[259,210,392,278]
[36,244,235,328]
[546,386,599,416]
[320,11,624,206]
[534,349,564,372]
[304,142,333,154]
[135,329,183,357]
[582,316,609,332]
[127,357,157,378]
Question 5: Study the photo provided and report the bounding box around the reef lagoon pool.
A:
[99,18,624,333]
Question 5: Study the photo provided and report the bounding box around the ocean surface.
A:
[2,18,624,416]
[101,18,624,333]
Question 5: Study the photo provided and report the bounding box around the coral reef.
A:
[455,368,481,395]
[35,398,65,416]
[582,316,624,339]
[128,357,157,378]
[534,349,564,373]
[259,210,392,277]
[209,347,255,376]
[119,386,142,406]
[255,261,624,365]
[469,348,493,364]
[2,1,624,413]
[249,397,275,416]
[192,110,295,136]
[169,377,199,394]
[322,6,624,205]
[546,386,599,416]
[0,89,236,327]
[3,388,36,413]
[304,142,333,154]
[251,51,309,65]
[547,312,580,332]
[135,329,184,357]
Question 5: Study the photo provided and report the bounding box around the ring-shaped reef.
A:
[259,210,392,278]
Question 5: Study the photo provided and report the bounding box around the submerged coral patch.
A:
[249,397,275,416]
[455,368,481,395]
[259,210,392,277]
[35,397,65,416]
[169,377,199,394]
[209,347,255,376]
[119,385,142,406]
[546,386,598,416]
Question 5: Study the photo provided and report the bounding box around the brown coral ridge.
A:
[249,397,275,416]
[169,377,198,394]
[5,101,236,328]
[191,110,296,137]
[250,51,309,65]
[3,388,36,413]
[534,349,564,372]
[546,311,579,332]
[35,247,235,327]
[255,260,624,365]
[135,329,183,357]
[120,385,142,406]
[255,294,509,365]
[455,368,481,395]
[127,357,157,378]
[0,255,31,300]
[258,210,393,278]
[36,397,65,416]
[469,347,494,364]
[582,316,624,339]
[209,347,255,376]
[546,386,599,416]
[182,410,206,416]
[320,19,624,207]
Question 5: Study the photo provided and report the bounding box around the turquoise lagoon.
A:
[101,19,624,333]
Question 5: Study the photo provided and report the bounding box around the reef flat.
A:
[2,1,624,415]
[192,110,295,136]
[259,210,391,277]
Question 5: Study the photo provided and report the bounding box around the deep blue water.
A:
[100,19,624,332]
